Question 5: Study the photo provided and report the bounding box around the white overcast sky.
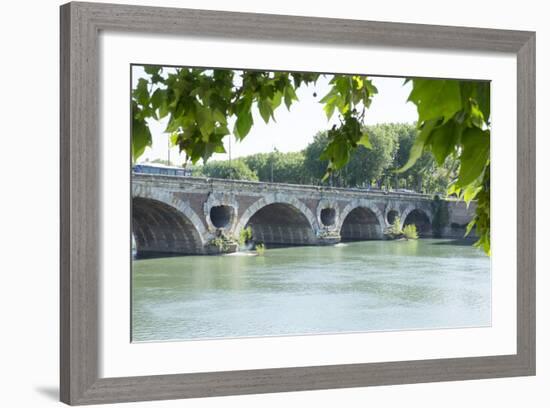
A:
[132,66,417,165]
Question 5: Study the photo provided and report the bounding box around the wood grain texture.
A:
[59,4,71,403]
[516,34,536,373]
[70,1,533,52]
[59,1,536,405]
[60,2,100,404]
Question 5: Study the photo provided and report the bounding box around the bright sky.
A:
[132,67,417,165]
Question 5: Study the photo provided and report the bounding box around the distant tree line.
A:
[191,123,456,194]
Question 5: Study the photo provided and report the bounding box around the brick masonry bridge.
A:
[132,174,475,256]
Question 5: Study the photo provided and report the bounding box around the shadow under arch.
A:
[339,200,385,241]
[132,197,205,256]
[402,207,432,237]
[236,196,318,246]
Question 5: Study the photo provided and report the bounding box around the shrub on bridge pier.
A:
[206,232,239,254]
[238,226,253,247]
[384,217,418,240]
[403,224,419,240]
[255,243,266,256]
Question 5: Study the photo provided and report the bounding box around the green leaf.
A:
[234,94,253,116]
[396,120,436,173]
[234,110,253,139]
[335,76,351,99]
[457,127,490,187]
[158,99,170,119]
[430,122,459,165]
[258,98,273,123]
[212,109,227,125]
[150,88,166,110]
[214,125,230,137]
[408,79,462,123]
[463,183,482,204]
[475,82,491,122]
[271,91,283,110]
[213,144,227,153]
[164,115,184,133]
[364,79,378,96]
[195,104,214,140]
[283,85,298,109]
[464,217,477,237]
[319,88,336,104]
[143,65,162,76]
[321,133,350,170]
[133,78,150,107]
[357,132,372,149]
[132,103,152,162]
[469,101,485,129]
[169,132,179,147]
[447,182,461,197]
[322,96,338,120]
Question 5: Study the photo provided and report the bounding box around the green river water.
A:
[132,239,491,342]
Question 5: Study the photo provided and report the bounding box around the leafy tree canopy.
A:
[192,123,454,196]
[398,79,490,254]
[304,125,397,188]
[242,150,307,185]
[194,159,258,181]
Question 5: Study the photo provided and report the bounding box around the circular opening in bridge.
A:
[387,210,398,224]
[320,208,336,226]
[210,205,234,229]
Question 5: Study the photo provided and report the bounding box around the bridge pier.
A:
[317,231,341,245]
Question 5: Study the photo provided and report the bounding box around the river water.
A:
[132,239,491,342]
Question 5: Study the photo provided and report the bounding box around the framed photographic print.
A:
[60,2,536,405]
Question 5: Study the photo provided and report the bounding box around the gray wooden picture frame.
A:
[60,2,536,405]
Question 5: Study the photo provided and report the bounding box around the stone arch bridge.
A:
[132,174,474,256]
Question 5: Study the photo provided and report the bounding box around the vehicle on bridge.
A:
[133,163,193,177]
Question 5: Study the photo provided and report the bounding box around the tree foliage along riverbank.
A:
[132,67,490,254]
[192,123,455,195]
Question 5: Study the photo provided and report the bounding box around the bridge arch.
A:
[132,188,207,255]
[338,199,385,241]
[401,205,432,237]
[235,195,318,246]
